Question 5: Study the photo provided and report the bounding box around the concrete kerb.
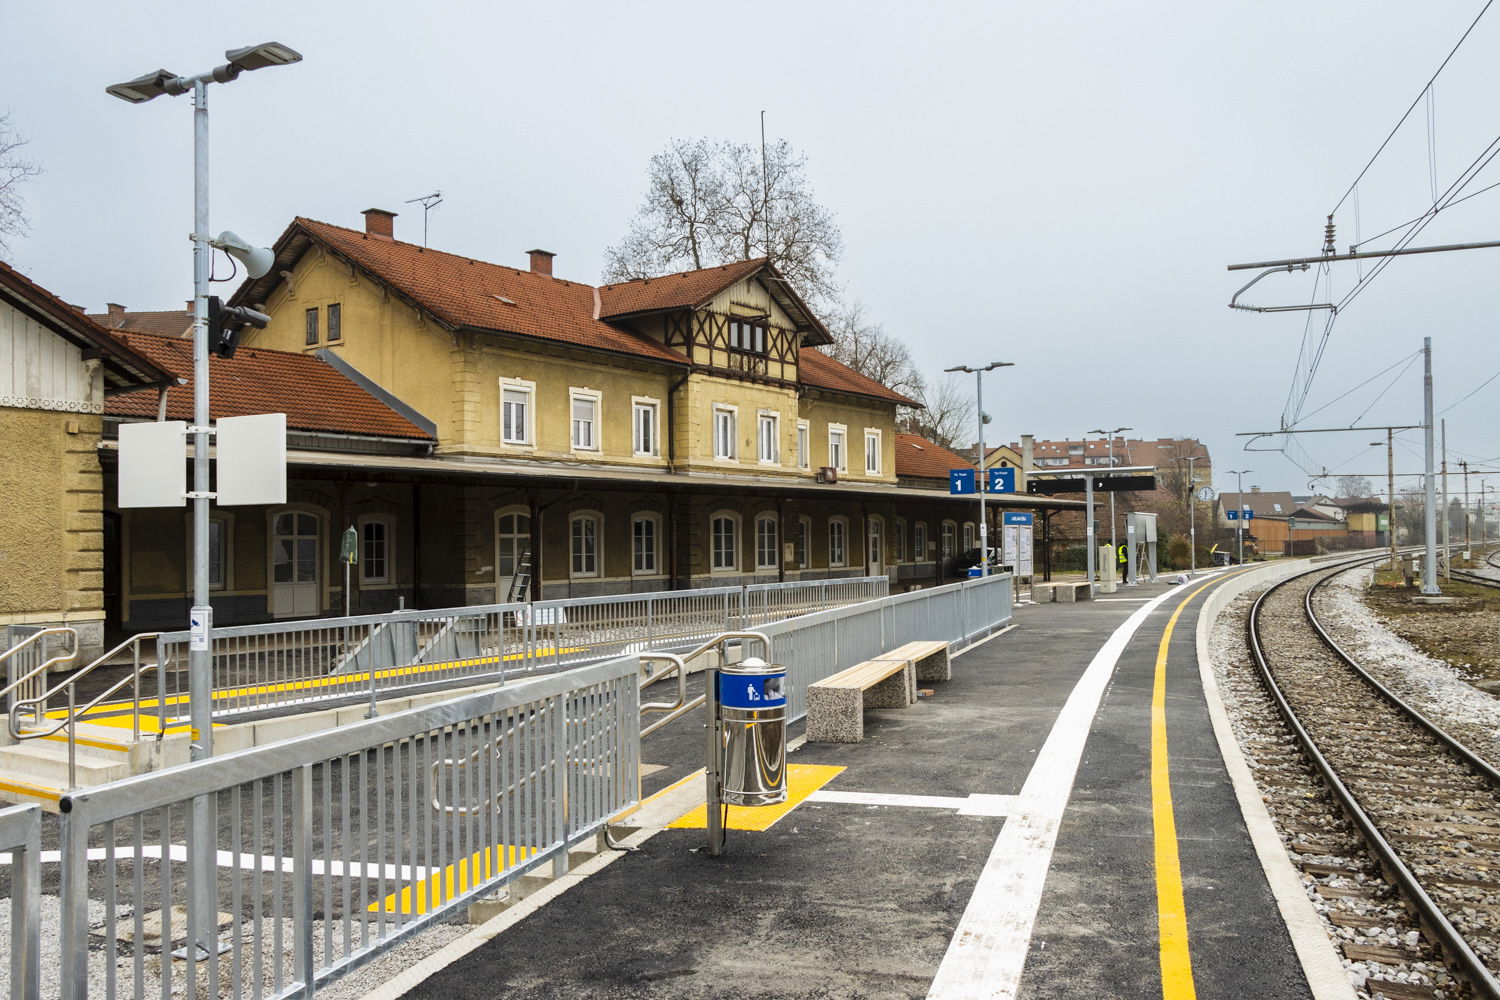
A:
[1194,557,1358,1000]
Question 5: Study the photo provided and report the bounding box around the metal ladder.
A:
[508,549,532,602]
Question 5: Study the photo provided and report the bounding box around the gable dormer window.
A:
[729,318,767,354]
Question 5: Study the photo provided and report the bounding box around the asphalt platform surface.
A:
[400,574,1315,1000]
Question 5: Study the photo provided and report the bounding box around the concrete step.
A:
[18,720,136,756]
[0,740,130,786]
[0,772,64,813]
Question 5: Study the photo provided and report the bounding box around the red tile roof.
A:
[87,307,193,338]
[799,347,919,407]
[104,331,432,440]
[895,432,974,480]
[597,259,768,317]
[260,219,687,366]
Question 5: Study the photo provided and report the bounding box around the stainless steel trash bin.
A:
[717,656,787,806]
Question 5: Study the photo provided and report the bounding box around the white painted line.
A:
[1095,598,1152,602]
[0,843,429,880]
[927,585,1182,1000]
[807,790,1017,817]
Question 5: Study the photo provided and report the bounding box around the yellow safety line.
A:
[369,844,538,915]
[667,763,845,831]
[1152,569,1254,999]
[47,645,586,725]
[0,776,62,802]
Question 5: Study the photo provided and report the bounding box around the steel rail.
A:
[1247,555,1500,1000]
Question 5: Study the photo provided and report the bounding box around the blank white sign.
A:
[217,413,287,506]
[118,421,187,508]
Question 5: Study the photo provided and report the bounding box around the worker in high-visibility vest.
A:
[1117,543,1129,583]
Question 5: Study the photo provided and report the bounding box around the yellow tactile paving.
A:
[666,763,845,832]
[368,844,539,916]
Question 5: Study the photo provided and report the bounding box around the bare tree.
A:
[899,372,973,450]
[0,112,41,258]
[822,299,924,400]
[1334,474,1373,498]
[604,137,842,301]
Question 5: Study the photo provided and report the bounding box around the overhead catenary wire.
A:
[1439,368,1500,415]
[1328,0,1494,219]
[1349,352,1421,426]
[1296,349,1423,424]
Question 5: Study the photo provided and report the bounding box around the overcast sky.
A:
[6,1,1500,498]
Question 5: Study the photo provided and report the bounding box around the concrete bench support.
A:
[1032,581,1092,603]
[806,658,916,743]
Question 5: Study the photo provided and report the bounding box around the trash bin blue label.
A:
[717,670,786,709]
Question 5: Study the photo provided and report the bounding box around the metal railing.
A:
[13,572,1009,1000]
[54,657,639,1000]
[150,576,888,722]
[1,803,41,1000]
[1,627,77,727]
[763,572,1013,724]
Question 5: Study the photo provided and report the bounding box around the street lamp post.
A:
[1183,455,1198,576]
[945,362,1014,578]
[107,42,301,971]
[1088,426,1132,580]
[1373,434,1397,571]
[1229,469,1252,565]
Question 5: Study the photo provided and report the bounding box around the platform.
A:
[390,570,1332,1000]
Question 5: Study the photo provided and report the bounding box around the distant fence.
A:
[14,572,1012,1000]
[153,576,888,720]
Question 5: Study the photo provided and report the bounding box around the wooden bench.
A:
[870,639,952,683]
[806,658,916,743]
[1030,581,1092,603]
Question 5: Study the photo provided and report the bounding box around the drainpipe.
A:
[665,373,690,473]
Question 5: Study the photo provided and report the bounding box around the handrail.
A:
[638,630,768,738]
[8,632,161,788]
[0,626,79,703]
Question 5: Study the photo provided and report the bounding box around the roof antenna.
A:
[404,191,443,247]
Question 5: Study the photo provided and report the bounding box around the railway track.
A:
[1250,556,1500,998]
[1450,547,1500,589]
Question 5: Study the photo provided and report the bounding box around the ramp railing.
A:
[55,657,639,1000]
[153,576,887,720]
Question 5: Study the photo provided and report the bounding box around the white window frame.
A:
[710,511,740,573]
[914,521,928,563]
[632,396,660,458]
[794,515,812,569]
[963,522,976,551]
[796,419,810,470]
[828,516,848,568]
[357,514,394,586]
[713,404,739,462]
[892,518,906,565]
[754,513,779,571]
[499,377,535,446]
[757,411,780,465]
[828,424,847,473]
[864,428,882,475]
[569,388,601,453]
[569,511,602,578]
[201,513,233,591]
[631,512,661,576]
[941,521,957,561]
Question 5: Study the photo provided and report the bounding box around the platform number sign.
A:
[1242,508,1255,520]
[1226,510,1239,520]
[987,467,1016,493]
[949,469,977,495]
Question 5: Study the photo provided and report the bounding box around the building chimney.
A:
[184,300,194,314]
[526,249,555,277]
[362,208,397,240]
[106,303,125,327]
[1020,434,1034,492]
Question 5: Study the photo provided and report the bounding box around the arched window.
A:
[914,521,928,563]
[793,515,812,569]
[892,518,906,564]
[829,516,848,568]
[710,512,740,571]
[941,521,957,562]
[755,514,779,570]
[963,522,976,551]
[357,514,394,585]
[632,513,661,576]
[570,512,601,578]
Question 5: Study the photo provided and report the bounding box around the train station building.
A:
[80,209,1077,632]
